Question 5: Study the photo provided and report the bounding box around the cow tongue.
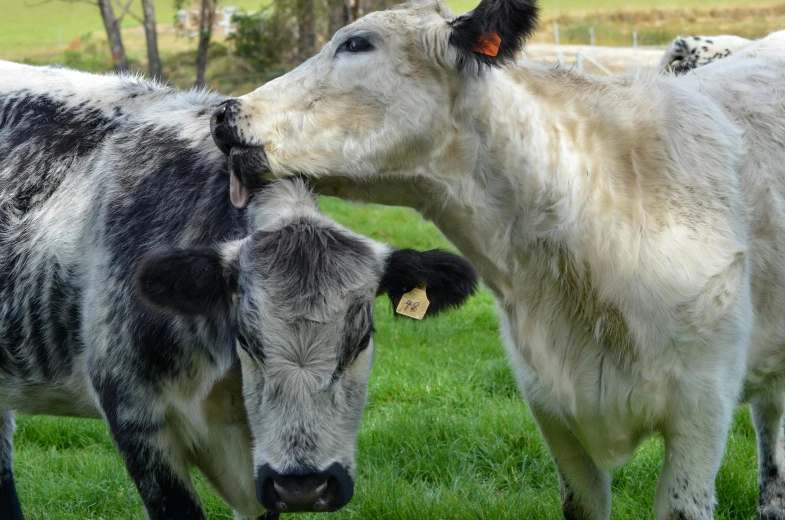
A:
[230,167,250,209]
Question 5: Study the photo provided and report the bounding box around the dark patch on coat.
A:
[0,92,118,214]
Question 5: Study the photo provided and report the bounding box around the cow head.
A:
[208,0,539,208]
[132,181,477,514]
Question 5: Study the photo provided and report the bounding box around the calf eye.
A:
[340,36,374,54]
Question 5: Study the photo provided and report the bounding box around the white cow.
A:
[209,0,785,518]
[659,34,753,73]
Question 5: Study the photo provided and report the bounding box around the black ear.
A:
[449,0,539,72]
[133,248,237,317]
[379,249,478,317]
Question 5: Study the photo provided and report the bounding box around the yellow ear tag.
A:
[396,285,430,320]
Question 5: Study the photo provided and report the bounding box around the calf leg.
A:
[0,411,23,520]
[530,404,611,520]
[95,379,206,520]
[750,390,785,520]
[654,390,734,520]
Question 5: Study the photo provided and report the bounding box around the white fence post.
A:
[576,51,583,72]
[633,31,639,68]
[554,22,563,61]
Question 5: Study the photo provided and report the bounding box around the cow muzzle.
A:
[256,463,354,513]
[210,100,270,209]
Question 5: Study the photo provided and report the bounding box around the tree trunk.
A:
[141,0,162,81]
[195,0,215,88]
[327,0,350,39]
[98,0,128,71]
[296,0,315,62]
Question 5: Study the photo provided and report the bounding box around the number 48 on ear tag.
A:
[396,285,430,320]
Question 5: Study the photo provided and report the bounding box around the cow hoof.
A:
[756,507,785,520]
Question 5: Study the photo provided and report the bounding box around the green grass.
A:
[13,198,761,519]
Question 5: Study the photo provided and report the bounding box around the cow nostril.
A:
[271,476,328,512]
[210,102,233,156]
[256,463,353,513]
[211,102,228,125]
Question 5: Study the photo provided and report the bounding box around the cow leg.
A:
[750,390,785,520]
[530,404,611,520]
[654,390,734,520]
[192,368,268,519]
[95,379,205,520]
[0,411,23,520]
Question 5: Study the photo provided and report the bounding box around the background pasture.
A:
[2,0,781,517]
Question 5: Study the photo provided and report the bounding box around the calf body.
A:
[210,0,785,517]
[0,61,477,519]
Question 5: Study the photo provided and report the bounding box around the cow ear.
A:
[133,247,238,318]
[448,0,539,72]
[379,249,478,317]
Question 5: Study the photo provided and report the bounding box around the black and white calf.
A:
[0,61,478,520]
[659,35,753,73]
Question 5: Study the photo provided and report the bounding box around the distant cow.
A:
[659,34,753,73]
[0,61,478,520]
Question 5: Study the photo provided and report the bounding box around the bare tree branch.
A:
[112,0,142,24]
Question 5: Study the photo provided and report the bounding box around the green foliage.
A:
[13,198,765,519]
[60,33,114,73]
[229,7,298,71]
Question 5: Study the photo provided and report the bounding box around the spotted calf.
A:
[659,34,753,73]
[0,61,478,520]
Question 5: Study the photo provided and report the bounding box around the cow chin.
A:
[229,146,271,190]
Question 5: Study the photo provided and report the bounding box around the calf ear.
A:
[448,0,539,72]
[379,249,478,317]
[133,248,237,318]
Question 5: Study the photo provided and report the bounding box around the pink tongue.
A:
[230,167,250,209]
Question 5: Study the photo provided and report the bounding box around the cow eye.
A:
[355,327,374,355]
[340,36,374,54]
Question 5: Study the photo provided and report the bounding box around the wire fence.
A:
[528,23,667,75]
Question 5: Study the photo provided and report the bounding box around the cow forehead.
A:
[242,220,382,318]
[354,0,450,31]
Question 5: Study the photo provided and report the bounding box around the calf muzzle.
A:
[256,463,354,513]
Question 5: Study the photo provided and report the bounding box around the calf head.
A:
[133,204,477,513]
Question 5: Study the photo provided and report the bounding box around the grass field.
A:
[11,197,761,519]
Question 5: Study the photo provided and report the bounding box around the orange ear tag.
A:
[473,32,502,57]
